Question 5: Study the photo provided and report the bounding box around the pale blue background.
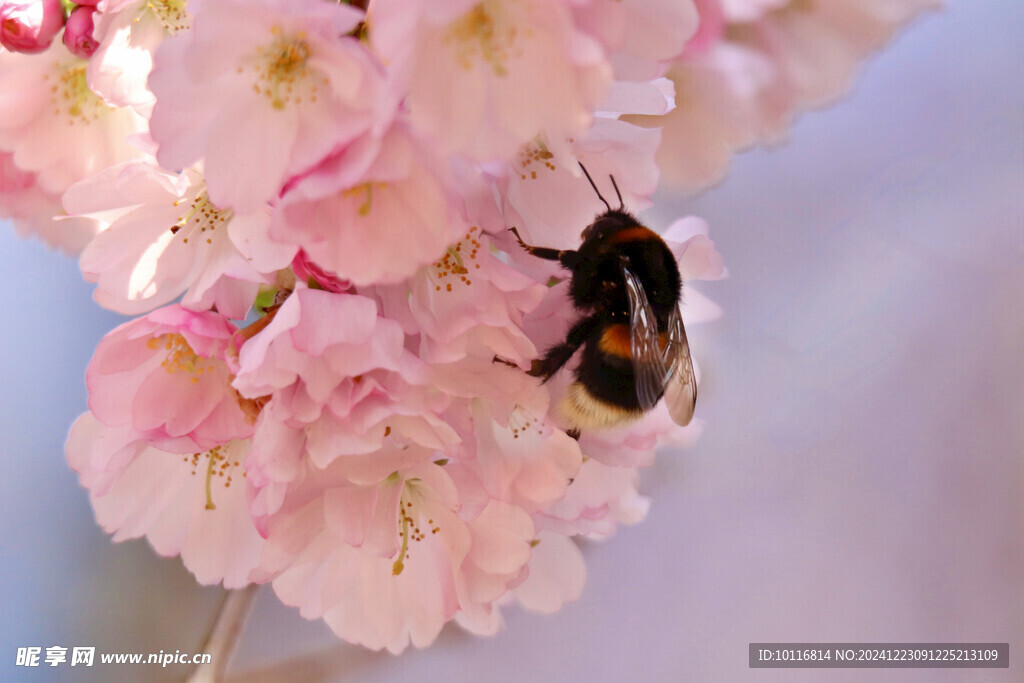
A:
[2,1,1022,680]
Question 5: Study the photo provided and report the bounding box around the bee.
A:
[508,164,697,437]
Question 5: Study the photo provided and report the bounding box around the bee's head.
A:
[580,209,640,244]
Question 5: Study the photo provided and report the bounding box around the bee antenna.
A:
[578,162,611,213]
[609,175,624,210]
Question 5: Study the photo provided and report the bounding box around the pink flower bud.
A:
[292,250,351,294]
[62,5,97,58]
[0,0,64,54]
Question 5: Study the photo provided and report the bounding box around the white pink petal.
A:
[67,413,264,588]
[148,0,389,212]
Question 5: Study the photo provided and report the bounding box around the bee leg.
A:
[508,227,578,268]
[492,355,520,368]
[528,314,601,381]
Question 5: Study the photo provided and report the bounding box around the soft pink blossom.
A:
[0,0,63,54]
[86,0,190,113]
[67,412,264,588]
[740,0,942,111]
[271,122,466,287]
[233,289,459,473]
[625,42,779,190]
[468,399,583,515]
[377,227,547,365]
[0,43,148,195]
[148,0,390,212]
[65,162,280,318]
[371,0,613,161]
[629,0,940,191]
[499,118,662,252]
[86,305,255,449]
[255,458,534,653]
[535,457,651,537]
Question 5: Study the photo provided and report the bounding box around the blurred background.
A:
[2,1,1022,680]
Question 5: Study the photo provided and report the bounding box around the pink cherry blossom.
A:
[0,0,63,54]
[255,458,535,653]
[67,413,264,588]
[629,0,941,191]
[65,162,281,318]
[535,457,651,537]
[86,305,255,449]
[739,0,942,111]
[233,288,459,472]
[499,118,662,252]
[0,42,148,195]
[371,0,613,161]
[85,0,191,112]
[625,42,779,190]
[148,0,390,212]
[394,227,547,365]
[467,398,583,515]
[271,121,467,287]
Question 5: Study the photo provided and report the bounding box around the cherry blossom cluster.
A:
[1,0,934,653]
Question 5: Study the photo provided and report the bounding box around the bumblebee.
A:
[509,164,697,436]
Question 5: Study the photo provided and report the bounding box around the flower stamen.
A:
[169,192,231,246]
[180,445,243,510]
[144,0,190,33]
[432,226,481,292]
[517,139,557,181]
[445,2,525,76]
[50,65,105,126]
[392,482,436,576]
[204,446,219,509]
[148,333,216,383]
[252,28,320,110]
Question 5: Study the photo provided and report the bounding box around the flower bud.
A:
[0,0,64,54]
[62,4,96,58]
[292,250,351,293]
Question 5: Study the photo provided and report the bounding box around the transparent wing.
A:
[623,264,667,411]
[661,305,697,426]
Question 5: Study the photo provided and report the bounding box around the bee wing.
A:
[622,264,668,411]
[661,305,697,426]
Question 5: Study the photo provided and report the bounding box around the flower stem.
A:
[187,585,261,683]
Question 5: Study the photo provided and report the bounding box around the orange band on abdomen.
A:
[598,324,632,358]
